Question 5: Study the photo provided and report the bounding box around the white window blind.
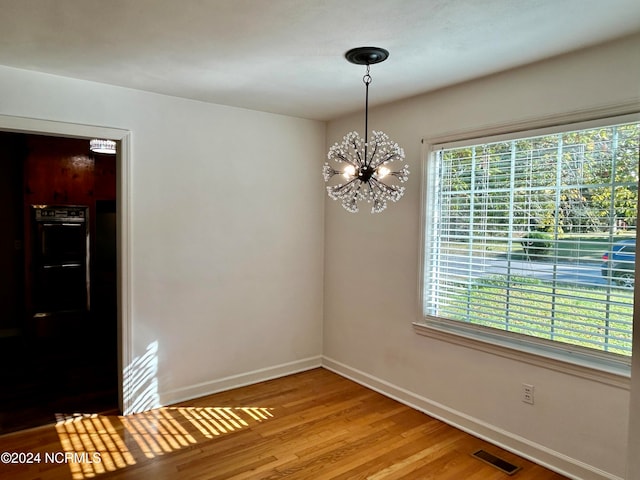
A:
[423,120,639,357]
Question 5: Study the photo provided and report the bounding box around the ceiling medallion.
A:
[323,47,409,213]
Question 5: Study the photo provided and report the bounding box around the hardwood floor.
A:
[0,368,567,479]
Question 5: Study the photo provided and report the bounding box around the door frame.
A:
[0,114,132,415]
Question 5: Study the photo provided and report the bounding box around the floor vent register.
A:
[472,449,521,475]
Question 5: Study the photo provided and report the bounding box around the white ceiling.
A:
[1,0,639,121]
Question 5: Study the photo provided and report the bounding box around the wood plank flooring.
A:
[0,368,567,479]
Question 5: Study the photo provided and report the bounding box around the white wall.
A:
[324,33,640,480]
[0,65,326,409]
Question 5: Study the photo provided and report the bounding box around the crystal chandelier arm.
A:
[366,141,378,168]
[370,153,399,169]
[327,180,364,213]
[369,178,406,199]
[367,132,405,169]
[344,182,364,212]
[337,154,359,168]
[322,164,340,181]
[349,136,364,166]
[389,167,410,182]
[327,177,360,196]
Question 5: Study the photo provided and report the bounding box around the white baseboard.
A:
[321,356,621,480]
[159,356,322,407]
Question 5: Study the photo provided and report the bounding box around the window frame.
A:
[415,110,640,385]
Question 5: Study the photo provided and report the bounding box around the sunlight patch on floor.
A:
[56,413,136,479]
[55,406,275,479]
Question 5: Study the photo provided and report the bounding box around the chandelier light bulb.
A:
[376,166,391,179]
[343,165,356,179]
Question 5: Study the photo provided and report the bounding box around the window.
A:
[421,117,639,362]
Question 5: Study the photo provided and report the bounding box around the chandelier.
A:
[323,47,409,213]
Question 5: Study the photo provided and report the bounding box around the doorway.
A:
[0,129,124,433]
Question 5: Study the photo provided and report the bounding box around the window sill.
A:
[413,317,630,389]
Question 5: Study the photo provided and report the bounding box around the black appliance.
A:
[31,205,89,316]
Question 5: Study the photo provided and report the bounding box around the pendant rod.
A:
[364,65,371,167]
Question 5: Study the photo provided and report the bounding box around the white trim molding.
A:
[322,357,623,480]
[160,356,323,407]
[423,103,640,147]
[413,321,630,389]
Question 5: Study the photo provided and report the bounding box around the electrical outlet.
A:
[522,383,534,405]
